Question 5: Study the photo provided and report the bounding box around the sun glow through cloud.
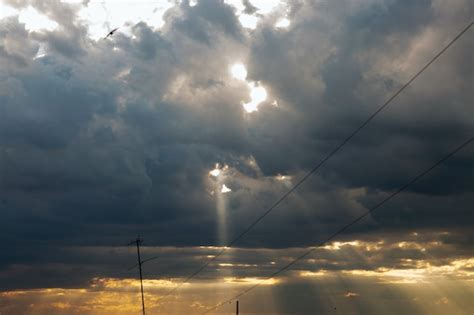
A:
[275,17,291,28]
[1,240,474,314]
[209,168,220,177]
[1,0,472,314]
[229,63,268,112]
[209,163,227,177]
[243,83,267,113]
[221,184,231,193]
[230,63,247,81]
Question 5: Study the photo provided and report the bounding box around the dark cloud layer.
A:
[0,0,472,295]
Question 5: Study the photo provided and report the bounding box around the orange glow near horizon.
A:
[1,238,473,314]
[1,271,472,315]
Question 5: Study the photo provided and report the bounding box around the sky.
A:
[0,0,473,314]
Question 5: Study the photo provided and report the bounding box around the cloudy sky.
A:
[0,0,473,314]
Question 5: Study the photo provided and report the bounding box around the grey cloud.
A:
[242,0,257,15]
[0,0,472,294]
[3,0,89,59]
[246,0,473,192]
[0,57,116,149]
[166,0,243,45]
[0,16,39,66]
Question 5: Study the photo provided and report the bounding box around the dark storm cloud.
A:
[0,0,472,292]
[247,0,473,181]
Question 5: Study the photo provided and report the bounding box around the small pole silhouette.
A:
[236,300,239,315]
[129,237,146,315]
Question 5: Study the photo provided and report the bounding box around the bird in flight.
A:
[104,27,119,39]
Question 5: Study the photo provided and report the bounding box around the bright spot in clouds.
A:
[239,14,258,29]
[221,184,232,193]
[19,6,58,31]
[209,164,221,177]
[250,84,267,103]
[33,44,47,60]
[229,62,268,112]
[275,18,290,28]
[209,169,220,177]
[244,83,267,113]
[230,63,248,81]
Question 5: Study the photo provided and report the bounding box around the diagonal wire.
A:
[201,137,473,314]
[127,256,160,271]
[158,21,473,301]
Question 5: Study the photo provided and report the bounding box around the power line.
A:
[201,137,473,314]
[159,21,473,301]
[127,255,160,271]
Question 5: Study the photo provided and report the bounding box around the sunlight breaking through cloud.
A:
[229,62,268,112]
[221,184,232,193]
[243,83,268,113]
[223,277,279,286]
[0,0,472,314]
[209,168,220,177]
[230,63,247,81]
[275,17,290,28]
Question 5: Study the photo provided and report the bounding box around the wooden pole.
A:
[135,238,146,315]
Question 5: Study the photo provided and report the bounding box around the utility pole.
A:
[129,237,146,315]
[236,300,239,315]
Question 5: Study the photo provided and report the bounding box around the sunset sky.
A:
[0,0,473,314]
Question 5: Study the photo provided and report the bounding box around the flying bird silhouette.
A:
[104,27,119,39]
